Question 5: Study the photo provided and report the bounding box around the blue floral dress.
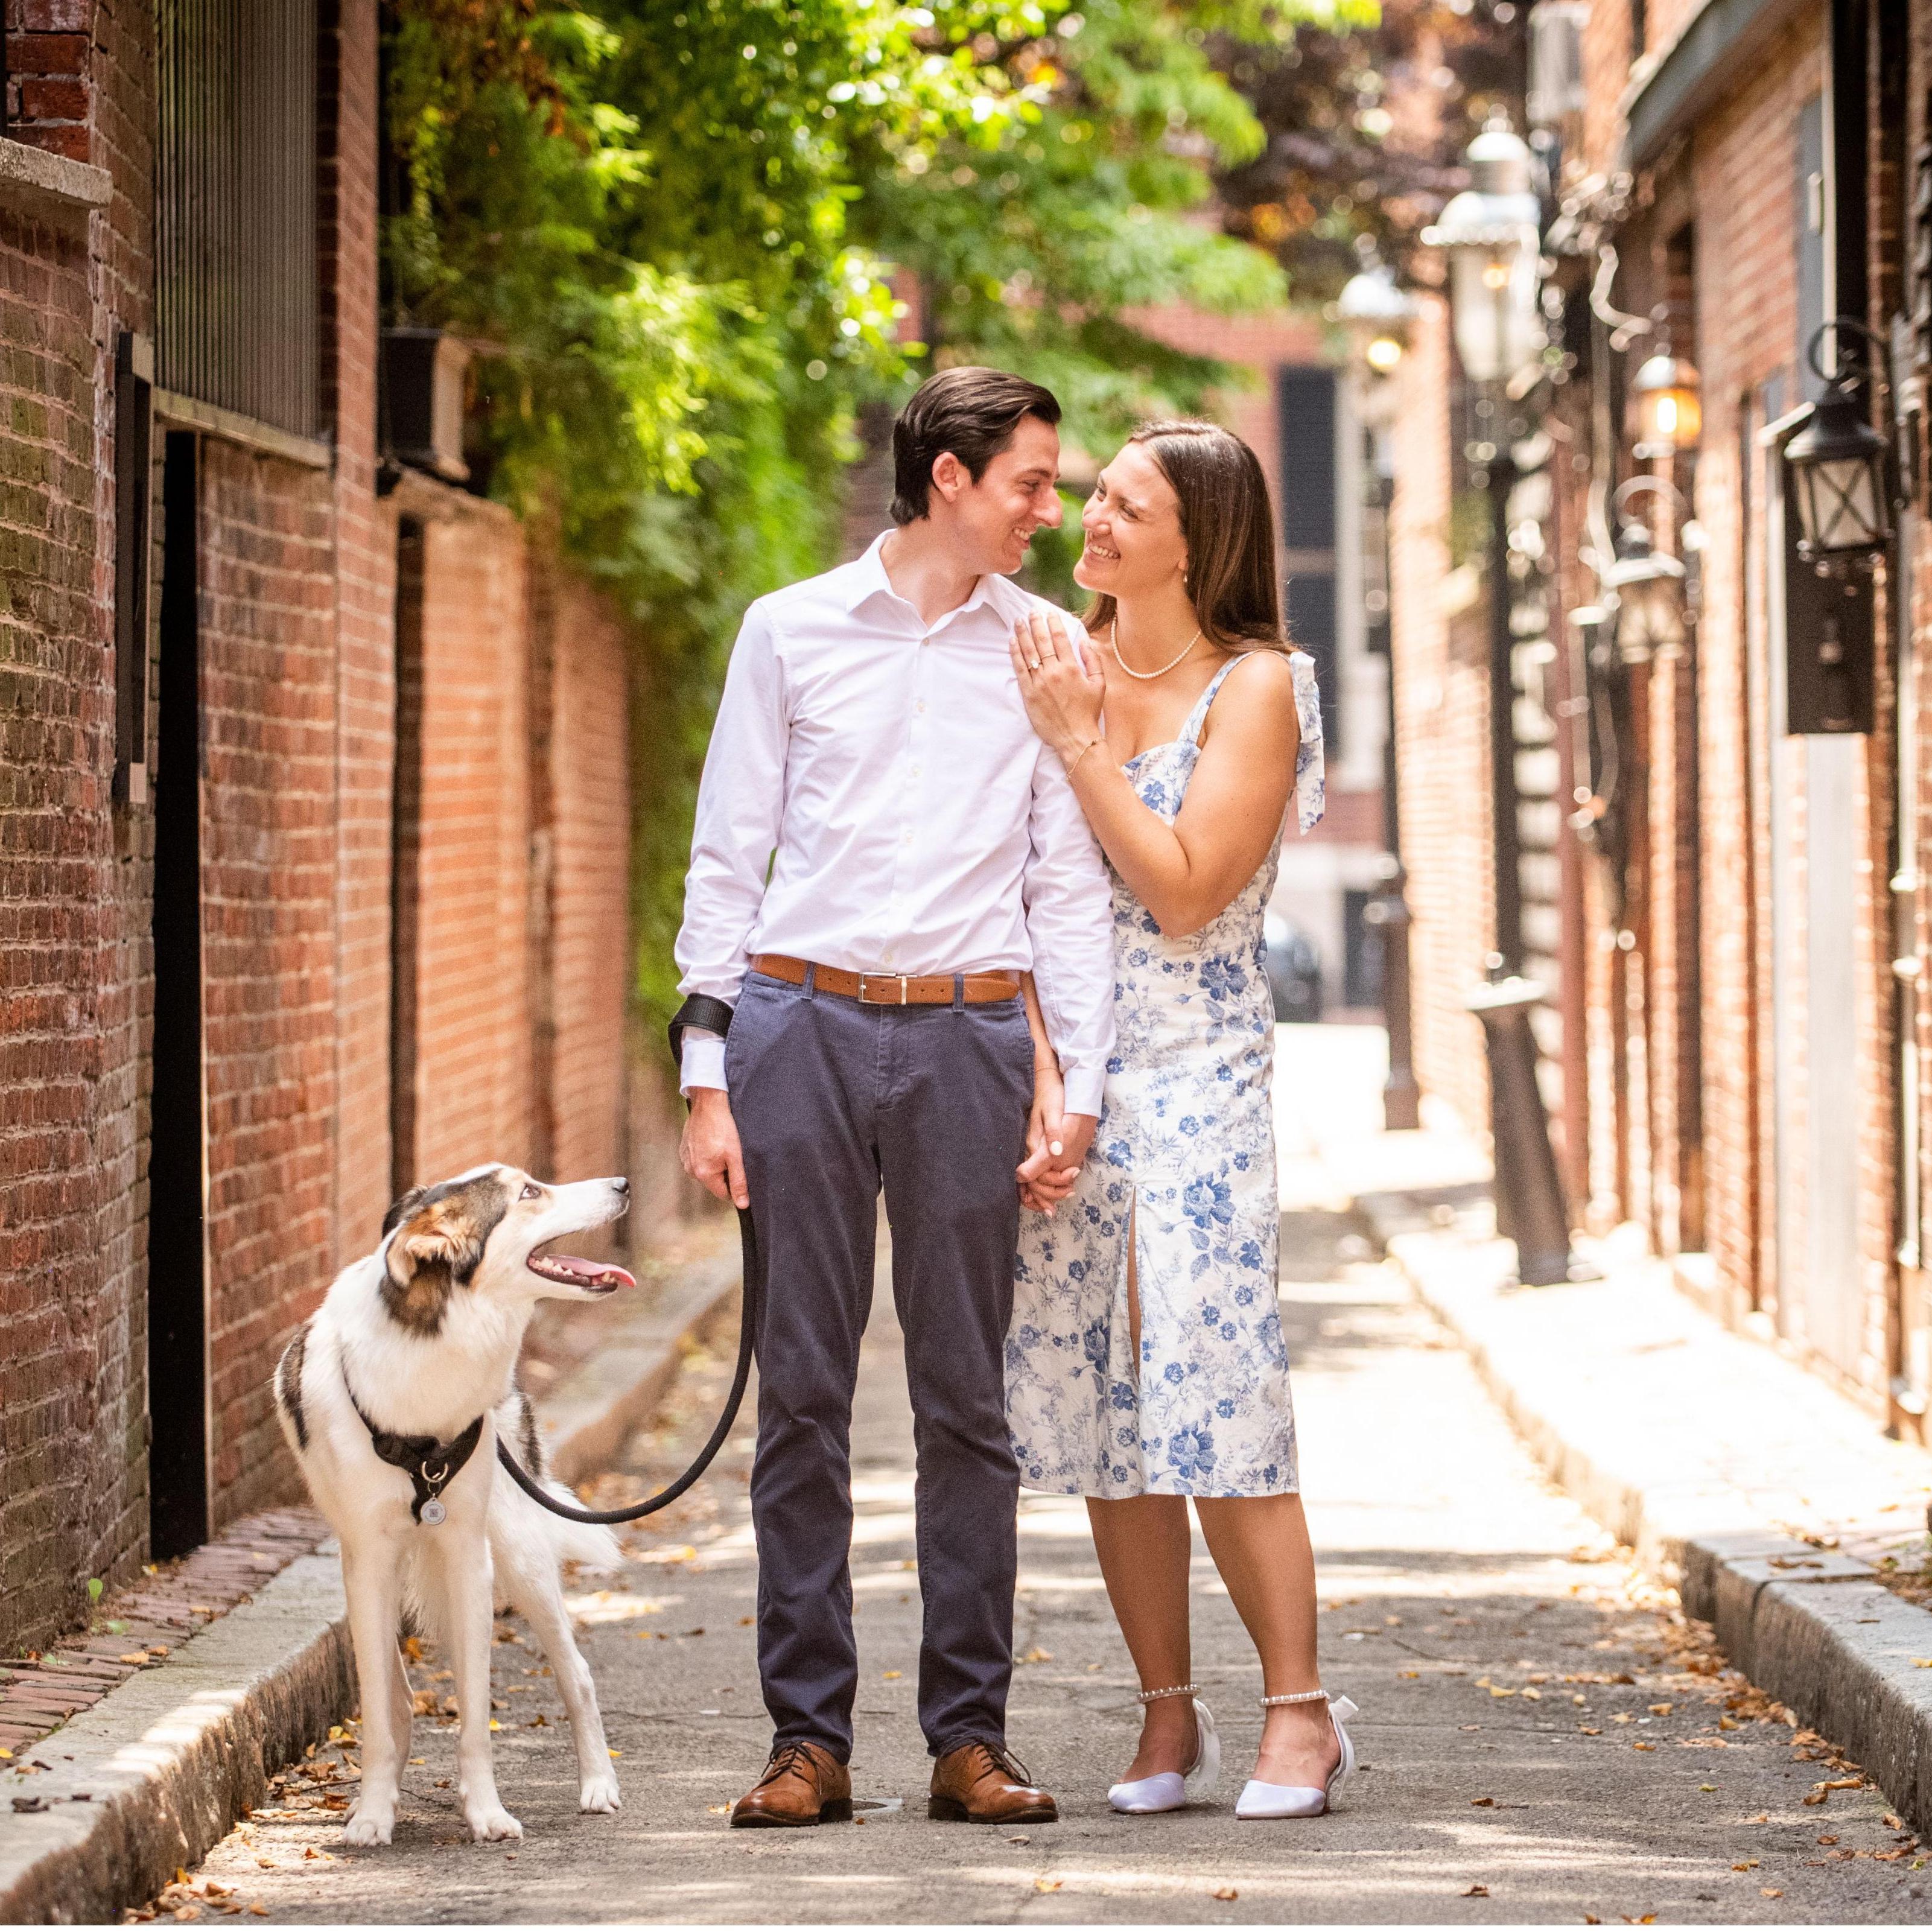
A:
[1006,649,1325,1498]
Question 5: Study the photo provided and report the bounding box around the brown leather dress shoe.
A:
[729,1740,853,1827]
[929,1741,1059,1823]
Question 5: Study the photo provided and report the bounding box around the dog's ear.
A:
[380,1177,508,1335]
[381,1185,430,1238]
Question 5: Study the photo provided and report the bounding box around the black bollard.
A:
[1466,971,1574,1286]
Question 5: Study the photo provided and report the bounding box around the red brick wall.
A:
[0,0,154,1651]
[1387,293,1493,1136]
[321,0,397,1260]
[545,577,631,1189]
[401,495,537,1183]
[197,442,341,1525]
[5,0,95,162]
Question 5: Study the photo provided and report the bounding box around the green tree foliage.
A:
[381,0,1313,1030]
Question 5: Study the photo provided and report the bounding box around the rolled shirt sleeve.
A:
[673,604,787,1093]
[1023,740,1116,1117]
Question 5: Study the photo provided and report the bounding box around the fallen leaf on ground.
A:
[1034,1878,1061,1893]
[1462,1884,1489,1898]
[882,1670,902,1680]
[1816,1835,1838,1846]
[1470,1796,1496,1807]
[1583,1916,1600,1925]
[1019,1647,1053,1664]
[1732,1860,1758,1871]
[1211,1886,1238,1901]
[1648,1704,1672,1716]
[1761,1889,1782,1899]
[1632,1741,1656,1752]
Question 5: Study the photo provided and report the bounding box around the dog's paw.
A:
[467,1805,524,1843]
[343,1804,395,1848]
[578,1773,622,1814]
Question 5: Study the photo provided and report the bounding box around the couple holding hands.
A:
[673,366,1351,1829]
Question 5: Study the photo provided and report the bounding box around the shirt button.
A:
[915,701,928,714]
[909,764,922,780]
[902,831,914,845]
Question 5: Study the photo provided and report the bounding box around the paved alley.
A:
[151,1034,1927,1924]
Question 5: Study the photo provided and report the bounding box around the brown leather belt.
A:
[751,954,1021,1006]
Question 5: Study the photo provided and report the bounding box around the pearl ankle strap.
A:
[1134,1682,1199,1704]
[1259,1688,1330,1706]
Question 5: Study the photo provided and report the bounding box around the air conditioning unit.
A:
[1528,1,1588,129]
[383,328,472,482]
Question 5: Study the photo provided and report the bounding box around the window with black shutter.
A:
[1276,366,1340,757]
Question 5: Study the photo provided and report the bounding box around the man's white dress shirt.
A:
[675,533,1116,1116]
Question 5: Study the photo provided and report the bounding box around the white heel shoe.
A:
[1108,1685,1222,1814]
[1235,1689,1357,1820]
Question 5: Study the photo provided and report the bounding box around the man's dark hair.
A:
[890,366,1062,524]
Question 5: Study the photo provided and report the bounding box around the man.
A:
[675,367,1114,1828]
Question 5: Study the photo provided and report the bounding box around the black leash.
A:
[492,995,759,1527]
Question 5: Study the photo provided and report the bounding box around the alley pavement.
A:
[156,1041,1928,1925]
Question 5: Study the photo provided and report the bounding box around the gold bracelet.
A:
[1066,737,1102,777]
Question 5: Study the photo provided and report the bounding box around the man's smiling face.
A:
[952,415,1065,575]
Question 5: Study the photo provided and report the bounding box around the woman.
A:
[1005,421,1351,1821]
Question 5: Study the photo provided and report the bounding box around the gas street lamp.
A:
[1336,261,1418,389]
[1600,477,1695,664]
[1336,256,1422,1131]
[1421,125,1546,389]
[1785,320,1893,561]
[1630,348,1702,459]
[1425,122,1578,1286]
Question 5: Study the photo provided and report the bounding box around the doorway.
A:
[147,430,208,1559]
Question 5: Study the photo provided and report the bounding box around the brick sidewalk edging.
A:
[0,1511,331,1762]
[1370,1213,1932,1839]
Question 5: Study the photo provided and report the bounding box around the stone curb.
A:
[0,1242,740,1924]
[1366,1212,1932,1837]
[0,1554,352,1927]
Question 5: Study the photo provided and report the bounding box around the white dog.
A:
[276,1165,634,1845]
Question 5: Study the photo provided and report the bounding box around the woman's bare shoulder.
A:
[1205,648,1300,734]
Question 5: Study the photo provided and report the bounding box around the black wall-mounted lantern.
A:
[1778,319,1894,735]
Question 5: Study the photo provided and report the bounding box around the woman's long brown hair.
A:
[1085,419,1288,653]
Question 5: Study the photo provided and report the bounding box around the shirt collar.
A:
[842,532,1029,629]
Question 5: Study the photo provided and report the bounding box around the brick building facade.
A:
[1385,0,1932,1437]
[0,2,637,1653]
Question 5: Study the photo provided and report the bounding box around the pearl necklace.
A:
[1110,618,1203,681]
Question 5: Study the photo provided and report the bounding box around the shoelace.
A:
[758,1741,827,1786]
[971,1741,1039,1788]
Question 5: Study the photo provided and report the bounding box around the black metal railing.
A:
[156,0,319,437]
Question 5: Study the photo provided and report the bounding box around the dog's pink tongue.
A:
[535,1254,636,1289]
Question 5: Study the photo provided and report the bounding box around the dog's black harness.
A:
[344,1374,486,1526]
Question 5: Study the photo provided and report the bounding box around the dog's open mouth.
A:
[526,1245,636,1293]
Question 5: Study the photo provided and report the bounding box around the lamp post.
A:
[1425,124,1578,1285]
[1338,258,1422,1131]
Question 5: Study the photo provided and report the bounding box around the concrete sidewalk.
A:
[1275,1025,1932,1839]
[173,1162,1928,1922]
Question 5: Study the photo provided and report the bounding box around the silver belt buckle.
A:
[862,973,909,1005]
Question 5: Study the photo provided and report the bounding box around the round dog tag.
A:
[420,1496,447,1526]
